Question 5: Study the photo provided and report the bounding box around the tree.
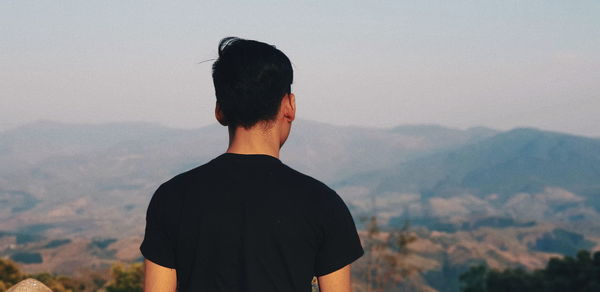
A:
[357,215,419,292]
[0,258,23,290]
[105,262,143,292]
[459,265,488,292]
[459,250,600,292]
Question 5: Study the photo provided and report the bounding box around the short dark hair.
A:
[212,37,293,129]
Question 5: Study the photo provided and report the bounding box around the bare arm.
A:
[317,264,352,292]
[144,259,177,292]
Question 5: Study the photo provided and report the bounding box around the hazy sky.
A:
[1,1,599,137]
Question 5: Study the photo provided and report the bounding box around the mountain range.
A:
[1,119,599,291]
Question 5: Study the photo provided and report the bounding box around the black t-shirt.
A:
[140,152,364,291]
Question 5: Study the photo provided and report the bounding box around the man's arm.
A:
[317,264,352,292]
[144,259,177,292]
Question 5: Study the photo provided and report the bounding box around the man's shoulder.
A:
[278,163,339,200]
[154,156,339,201]
[154,158,217,194]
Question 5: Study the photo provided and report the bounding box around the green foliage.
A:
[44,238,72,248]
[0,258,24,289]
[89,237,117,249]
[18,224,54,234]
[459,250,600,292]
[459,265,488,292]
[15,233,44,245]
[390,216,536,233]
[88,238,118,259]
[10,252,43,264]
[105,263,143,292]
[465,217,535,230]
[424,255,476,292]
[530,228,595,256]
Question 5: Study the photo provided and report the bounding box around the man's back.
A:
[141,152,364,291]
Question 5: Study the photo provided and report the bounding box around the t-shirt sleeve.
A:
[314,190,364,277]
[139,183,176,269]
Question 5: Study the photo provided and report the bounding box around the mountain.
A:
[284,122,499,181]
[3,120,600,292]
[335,127,600,227]
[0,119,499,182]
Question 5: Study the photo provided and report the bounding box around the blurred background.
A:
[1,1,600,291]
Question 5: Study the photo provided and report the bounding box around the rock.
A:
[7,278,53,292]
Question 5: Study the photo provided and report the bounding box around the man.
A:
[140,37,364,292]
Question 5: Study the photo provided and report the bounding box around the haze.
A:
[1,1,599,137]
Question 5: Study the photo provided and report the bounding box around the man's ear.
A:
[283,93,296,123]
[215,102,228,126]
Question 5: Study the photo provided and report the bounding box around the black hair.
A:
[212,37,293,129]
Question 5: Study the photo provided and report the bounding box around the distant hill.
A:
[0,119,499,182]
[284,121,499,181]
[3,120,600,292]
[335,127,600,225]
[0,119,499,238]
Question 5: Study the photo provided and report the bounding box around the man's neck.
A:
[225,124,281,159]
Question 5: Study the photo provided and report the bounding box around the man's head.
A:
[212,37,294,131]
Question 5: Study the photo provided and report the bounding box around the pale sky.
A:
[1,1,599,137]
